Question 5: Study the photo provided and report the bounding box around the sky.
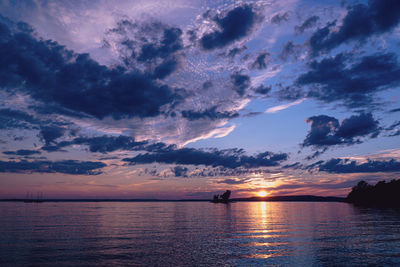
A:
[0,0,400,199]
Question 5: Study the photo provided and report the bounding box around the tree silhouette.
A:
[212,190,231,203]
[346,179,400,206]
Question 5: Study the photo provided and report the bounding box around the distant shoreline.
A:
[0,195,346,203]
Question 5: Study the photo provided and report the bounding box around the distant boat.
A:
[211,190,231,203]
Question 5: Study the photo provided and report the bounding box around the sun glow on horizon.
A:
[256,190,268,197]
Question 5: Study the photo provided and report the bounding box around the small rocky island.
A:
[212,190,231,203]
[346,179,400,207]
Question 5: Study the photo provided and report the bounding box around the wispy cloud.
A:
[182,124,236,146]
[265,98,305,113]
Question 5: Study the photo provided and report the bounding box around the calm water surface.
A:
[1,202,400,266]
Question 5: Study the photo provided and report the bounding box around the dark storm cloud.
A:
[3,149,41,156]
[250,52,269,70]
[43,135,146,154]
[271,12,289,24]
[303,113,380,148]
[295,16,319,33]
[0,160,106,175]
[123,147,287,169]
[312,158,400,173]
[0,108,40,129]
[295,52,400,108]
[309,0,400,55]
[0,18,180,120]
[231,72,251,96]
[181,106,239,121]
[200,4,258,50]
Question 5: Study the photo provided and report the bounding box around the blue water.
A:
[1,201,400,266]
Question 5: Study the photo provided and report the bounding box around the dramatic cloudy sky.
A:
[1,0,400,199]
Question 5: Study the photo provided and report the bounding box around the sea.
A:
[1,201,400,266]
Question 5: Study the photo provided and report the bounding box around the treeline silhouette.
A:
[346,179,400,207]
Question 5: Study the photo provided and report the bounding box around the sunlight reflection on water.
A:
[1,201,400,266]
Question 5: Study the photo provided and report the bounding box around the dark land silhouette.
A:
[212,190,231,203]
[346,179,400,207]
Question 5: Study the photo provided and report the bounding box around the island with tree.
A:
[346,179,400,207]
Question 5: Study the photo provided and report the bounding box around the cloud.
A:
[253,85,271,95]
[282,162,302,169]
[149,165,278,178]
[265,98,305,114]
[216,178,247,185]
[199,4,259,50]
[224,46,247,58]
[302,113,380,148]
[106,19,184,79]
[123,147,287,169]
[294,52,400,108]
[309,0,400,55]
[279,41,302,61]
[230,72,251,96]
[181,106,239,121]
[274,83,305,101]
[312,158,400,173]
[389,108,400,113]
[137,27,183,62]
[305,148,328,161]
[38,125,66,145]
[386,121,400,137]
[271,12,289,24]
[43,135,146,153]
[0,160,106,175]
[250,52,269,70]
[0,108,75,145]
[180,125,236,146]
[152,57,181,79]
[0,108,40,130]
[171,166,188,177]
[3,149,41,156]
[0,18,181,120]
[295,16,319,33]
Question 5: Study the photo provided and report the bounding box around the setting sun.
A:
[257,190,268,197]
